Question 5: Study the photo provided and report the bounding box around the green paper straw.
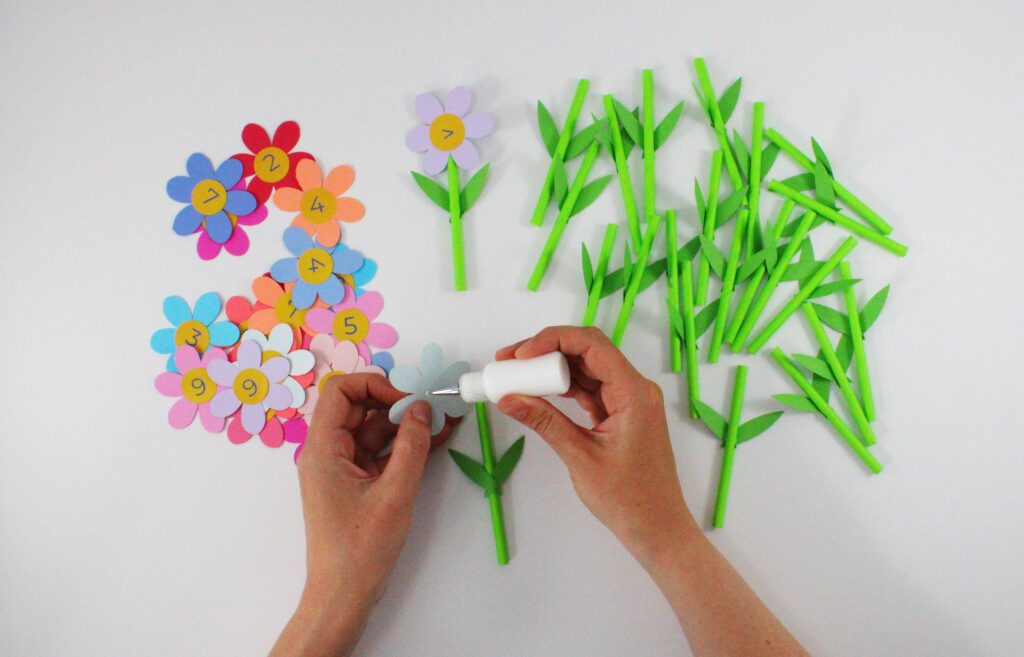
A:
[475,402,509,564]
[696,150,724,305]
[643,69,656,222]
[732,211,817,350]
[665,210,682,371]
[765,128,893,235]
[714,365,747,527]
[802,303,875,445]
[611,213,662,345]
[769,181,908,257]
[527,141,602,291]
[708,209,747,362]
[747,236,858,354]
[694,58,743,190]
[447,157,466,291]
[841,261,876,421]
[770,348,882,474]
[582,223,618,326]
[530,79,590,227]
[726,199,795,345]
[680,258,699,418]
[746,102,764,254]
[603,94,641,249]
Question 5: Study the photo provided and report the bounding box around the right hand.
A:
[495,326,698,563]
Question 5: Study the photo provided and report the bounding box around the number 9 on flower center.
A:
[234,368,270,405]
[181,368,216,404]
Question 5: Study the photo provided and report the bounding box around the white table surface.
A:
[2,1,1023,655]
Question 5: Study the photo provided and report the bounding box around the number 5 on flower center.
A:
[332,309,370,343]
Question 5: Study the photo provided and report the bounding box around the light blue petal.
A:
[317,275,345,305]
[162,295,192,326]
[166,176,194,203]
[209,321,240,347]
[353,258,377,288]
[186,152,214,180]
[192,292,222,326]
[388,365,422,394]
[420,343,443,377]
[150,327,176,354]
[332,247,364,275]
[371,351,393,373]
[291,281,316,309]
[283,226,313,257]
[172,205,203,235]
[214,157,243,188]
[270,257,299,283]
[224,189,256,216]
[204,211,233,244]
[166,353,179,373]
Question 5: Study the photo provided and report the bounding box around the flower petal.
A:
[335,197,365,223]
[451,140,480,170]
[196,230,222,260]
[420,343,444,377]
[309,334,335,363]
[422,148,449,175]
[260,416,285,447]
[186,152,214,180]
[252,276,283,306]
[214,158,243,188]
[227,418,252,444]
[241,403,267,434]
[150,327,176,354]
[366,322,398,349]
[268,324,295,353]
[333,340,360,372]
[273,186,303,212]
[353,258,377,288]
[282,377,305,408]
[444,86,472,117]
[208,321,240,347]
[283,226,313,257]
[204,211,234,244]
[168,397,199,429]
[371,352,394,373]
[415,92,443,123]
[155,371,183,396]
[223,226,250,256]
[236,339,262,369]
[236,204,268,227]
[283,418,308,445]
[387,394,418,425]
[162,295,193,326]
[405,125,431,153]
[167,176,194,203]
[295,158,321,191]
[317,276,345,306]
[242,123,271,154]
[353,290,383,320]
[224,189,257,216]
[262,356,292,383]
[324,165,354,196]
[174,345,201,372]
[270,257,300,284]
[272,120,300,151]
[264,382,293,410]
[333,248,364,276]
[225,296,253,324]
[291,281,317,310]
[463,111,495,139]
[234,152,255,176]
[288,349,315,375]
[297,385,318,416]
[305,308,334,334]
[240,328,271,351]
[173,205,204,236]
[198,403,225,432]
[192,292,222,326]
[247,309,278,334]
[314,219,341,248]
[247,176,272,204]
[207,359,238,386]
[388,365,421,395]
[211,390,242,418]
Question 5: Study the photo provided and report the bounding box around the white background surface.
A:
[2,1,1023,655]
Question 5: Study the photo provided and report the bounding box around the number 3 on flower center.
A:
[298,248,334,285]
[234,368,269,405]
[429,113,465,151]
[174,320,211,352]
[332,309,370,344]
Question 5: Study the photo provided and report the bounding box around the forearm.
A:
[269,581,374,657]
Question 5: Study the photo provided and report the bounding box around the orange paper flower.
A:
[272,160,364,247]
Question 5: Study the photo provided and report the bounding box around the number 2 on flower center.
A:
[429,113,465,151]
[254,146,289,183]
[234,368,270,405]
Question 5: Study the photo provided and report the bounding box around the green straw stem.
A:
[770,348,882,474]
[747,236,858,354]
[746,102,764,254]
[714,365,747,527]
[708,210,747,362]
[732,211,817,350]
[603,94,642,249]
[530,79,590,226]
[802,303,875,445]
[611,213,663,345]
[841,261,876,421]
[769,181,908,257]
[642,69,656,222]
[665,210,682,371]
[475,403,509,564]
[582,223,618,326]
[765,128,893,235]
[447,157,466,291]
[527,141,602,291]
[696,149,724,305]
[680,258,699,418]
[694,58,743,190]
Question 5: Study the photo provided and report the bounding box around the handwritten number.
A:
[202,187,220,204]
[287,302,298,318]
[261,153,280,172]
[185,328,202,346]
[344,316,358,336]
[190,378,206,395]
[310,195,325,213]
[308,258,324,273]
[442,129,454,139]
[242,379,258,398]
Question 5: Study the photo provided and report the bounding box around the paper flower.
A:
[305,287,398,363]
[150,293,240,372]
[154,345,229,431]
[167,153,257,245]
[406,86,494,175]
[239,324,315,410]
[299,335,386,416]
[208,340,293,436]
[272,159,364,247]
[335,243,378,297]
[270,227,364,310]
[226,412,287,448]
[370,351,394,373]
[197,190,268,261]
[388,343,471,435]
[282,417,308,463]
[232,121,314,204]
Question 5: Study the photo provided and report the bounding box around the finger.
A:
[372,414,460,470]
[497,394,592,465]
[353,410,399,455]
[312,373,404,435]
[561,383,608,425]
[377,401,433,506]
[513,326,641,384]
[495,338,529,361]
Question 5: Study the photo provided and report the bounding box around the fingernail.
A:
[410,401,432,423]
[498,396,527,420]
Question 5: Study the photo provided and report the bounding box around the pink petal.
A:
[283,418,308,444]
[241,403,267,435]
[200,347,228,365]
[332,340,360,372]
[236,204,268,226]
[415,92,443,123]
[309,333,336,367]
[168,397,198,429]
[354,291,384,320]
[444,86,472,117]
[356,342,371,363]
[259,416,285,448]
[198,403,225,432]
[451,140,480,170]
[305,308,335,334]
[227,418,252,444]
[174,345,201,373]
[422,148,449,175]
[224,227,250,256]
[298,386,318,416]
[196,230,222,261]
[463,112,494,139]
[405,125,431,153]
[155,372,183,397]
[366,322,398,349]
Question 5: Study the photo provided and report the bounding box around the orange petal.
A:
[252,275,283,306]
[295,158,322,191]
[316,220,341,247]
[336,197,365,223]
[273,187,303,212]
[324,165,355,195]
[248,308,278,333]
[291,215,316,236]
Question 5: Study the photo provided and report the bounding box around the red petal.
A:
[233,153,255,176]
[247,176,272,204]
[242,123,270,154]
[272,121,300,151]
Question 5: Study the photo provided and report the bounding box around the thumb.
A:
[378,401,433,504]
[497,395,591,465]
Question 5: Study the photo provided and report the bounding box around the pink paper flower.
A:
[208,340,293,437]
[305,286,398,364]
[154,345,228,431]
[406,85,494,175]
[299,334,386,416]
[226,412,288,448]
[282,418,308,463]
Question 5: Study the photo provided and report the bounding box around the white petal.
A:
[288,349,315,375]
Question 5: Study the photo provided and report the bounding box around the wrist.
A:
[287,576,375,656]
[620,510,703,571]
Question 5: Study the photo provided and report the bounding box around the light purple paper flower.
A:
[405,86,494,175]
[208,340,293,435]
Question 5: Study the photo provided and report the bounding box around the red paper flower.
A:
[233,121,314,204]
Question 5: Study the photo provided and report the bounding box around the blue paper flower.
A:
[335,243,377,297]
[150,292,241,372]
[370,351,394,373]
[167,153,258,245]
[388,343,471,435]
[269,227,365,310]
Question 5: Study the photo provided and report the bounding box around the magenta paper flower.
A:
[406,85,494,175]
[196,181,268,261]
[282,418,308,463]
[299,334,386,416]
[154,345,228,431]
[305,287,398,363]
[208,340,293,436]
[226,412,290,448]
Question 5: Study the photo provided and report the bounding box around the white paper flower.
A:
[240,324,315,408]
[388,343,471,435]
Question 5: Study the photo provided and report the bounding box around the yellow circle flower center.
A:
[300,187,337,225]
[332,308,370,343]
[318,370,344,392]
[298,248,334,285]
[191,179,228,215]
[274,290,308,328]
[234,368,270,405]
[181,367,216,404]
[429,113,466,151]
[174,320,211,352]
[254,146,290,183]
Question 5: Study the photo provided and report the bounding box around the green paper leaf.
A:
[715,187,749,229]
[763,225,779,271]
[679,235,701,261]
[781,212,825,238]
[566,119,606,160]
[698,235,726,279]
[808,278,860,299]
[732,129,750,181]
[692,82,711,123]
[780,172,816,192]
[835,334,854,371]
[694,179,706,221]
[718,78,742,124]
[411,171,450,212]
[780,261,822,282]
[581,242,594,291]
[694,298,720,337]
[654,101,685,150]
[448,449,497,493]
[622,243,634,292]
[860,285,890,333]
[537,101,559,157]
[667,297,685,338]
[737,411,784,444]
[811,137,833,175]
[694,401,726,439]
[799,238,816,263]
[812,371,832,402]
[552,159,568,208]
[614,99,642,147]
[793,353,833,380]
[638,259,667,293]
[459,164,489,214]
[737,250,767,282]
[570,175,613,218]
[813,159,837,209]
[493,437,525,485]
[621,107,641,158]
[773,393,817,412]
[760,142,781,181]
[810,303,851,334]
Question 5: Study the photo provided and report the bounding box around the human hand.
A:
[271,373,458,657]
[495,326,698,565]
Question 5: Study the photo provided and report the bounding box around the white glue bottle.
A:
[431,352,571,403]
